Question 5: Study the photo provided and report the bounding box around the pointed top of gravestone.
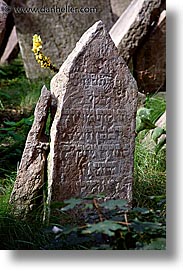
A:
[51,20,113,102]
[49,20,138,204]
[53,21,104,76]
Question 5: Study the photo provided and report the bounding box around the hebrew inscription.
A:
[49,21,138,204]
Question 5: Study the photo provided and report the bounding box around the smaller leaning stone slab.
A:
[9,86,51,218]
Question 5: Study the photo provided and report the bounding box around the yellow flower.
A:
[32,34,59,73]
[32,34,42,53]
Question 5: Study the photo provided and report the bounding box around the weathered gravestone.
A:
[0,1,7,45]
[0,0,9,47]
[109,0,165,63]
[110,0,133,18]
[12,0,114,79]
[134,10,166,94]
[9,86,51,218]
[48,21,138,206]
[0,26,19,64]
[0,0,14,59]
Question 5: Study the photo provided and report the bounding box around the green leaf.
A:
[137,107,151,118]
[4,121,17,127]
[131,220,162,233]
[82,220,123,237]
[141,238,166,250]
[9,132,25,142]
[0,127,16,131]
[61,198,83,211]
[0,91,11,98]
[136,117,156,134]
[100,199,127,210]
[155,136,166,154]
[83,193,106,200]
[141,117,156,129]
[3,116,33,128]
[141,221,162,229]
[149,195,165,202]
[0,69,7,76]
[24,116,34,126]
[62,225,79,235]
[145,97,166,124]
[152,127,166,144]
[136,116,141,129]
[84,203,93,210]
[132,207,150,214]
[50,201,66,209]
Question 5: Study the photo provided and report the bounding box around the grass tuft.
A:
[133,138,166,209]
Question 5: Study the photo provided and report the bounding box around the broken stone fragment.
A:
[9,86,51,218]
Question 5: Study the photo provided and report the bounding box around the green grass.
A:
[133,139,166,208]
[0,209,50,249]
[0,57,166,250]
[145,94,166,124]
[0,57,51,177]
[133,94,166,208]
[0,58,53,249]
[0,58,50,112]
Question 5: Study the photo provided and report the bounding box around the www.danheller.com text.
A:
[13,4,98,14]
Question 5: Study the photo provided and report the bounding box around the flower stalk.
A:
[32,34,59,73]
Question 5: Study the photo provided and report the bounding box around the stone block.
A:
[48,21,138,206]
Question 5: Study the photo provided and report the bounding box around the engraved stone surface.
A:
[9,86,51,218]
[48,21,138,204]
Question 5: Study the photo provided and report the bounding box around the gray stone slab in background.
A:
[0,0,8,45]
[48,21,138,205]
[13,0,114,79]
[110,0,132,18]
[134,10,166,93]
[0,26,18,64]
[110,0,164,63]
